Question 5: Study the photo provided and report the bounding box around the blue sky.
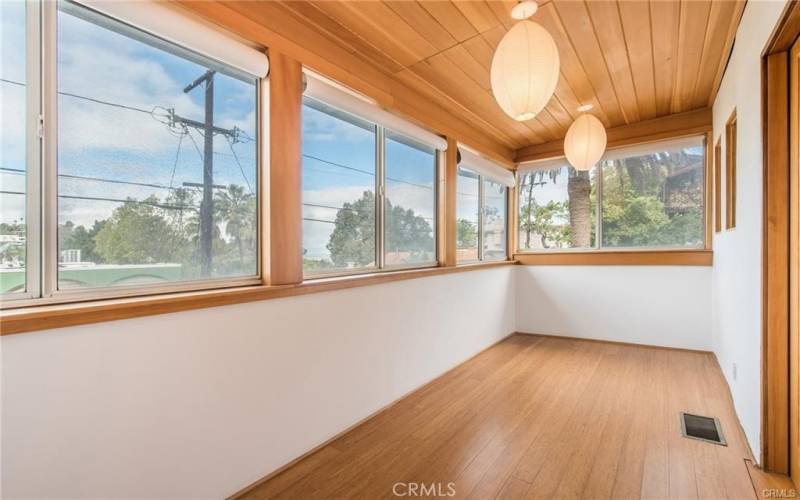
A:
[1,2,257,230]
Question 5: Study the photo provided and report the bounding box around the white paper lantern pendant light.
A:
[564,104,607,171]
[490,0,560,122]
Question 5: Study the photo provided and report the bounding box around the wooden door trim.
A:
[762,0,800,477]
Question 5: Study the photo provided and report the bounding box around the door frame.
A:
[762,0,800,477]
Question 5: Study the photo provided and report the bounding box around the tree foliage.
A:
[50,183,257,278]
[518,150,704,249]
[320,190,434,268]
[94,196,188,265]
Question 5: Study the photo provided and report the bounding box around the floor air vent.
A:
[680,412,727,446]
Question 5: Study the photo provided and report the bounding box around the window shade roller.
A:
[304,73,448,152]
[72,0,269,78]
[458,147,516,187]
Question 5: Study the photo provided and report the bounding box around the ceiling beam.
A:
[514,107,713,164]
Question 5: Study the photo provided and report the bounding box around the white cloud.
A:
[303,106,372,144]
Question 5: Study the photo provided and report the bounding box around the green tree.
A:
[520,199,569,249]
[456,218,478,249]
[60,220,106,263]
[94,197,188,265]
[385,200,434,260]
[214,184,256,267]
[325,191,434,267]
[0,220,26,264]
[327,190,376,267]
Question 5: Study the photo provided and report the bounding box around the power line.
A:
[225,134,253,193]
[303,153,434,191]
[58,194,196,211]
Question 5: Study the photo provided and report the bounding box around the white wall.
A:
[711,0,788,458]
[0,267,515,499]
[515,266,713,351]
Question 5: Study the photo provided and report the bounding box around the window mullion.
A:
[595,163,603,250]
[478,175,485,261]
[376,125,386,270]
[40,0,58,298]
[21,0,43,300]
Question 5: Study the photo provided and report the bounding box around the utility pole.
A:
[168,70,240,276]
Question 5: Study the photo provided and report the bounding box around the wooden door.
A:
[790,36,800,484]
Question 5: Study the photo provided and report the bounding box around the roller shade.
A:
[458,147,516,187]
[517,156,569,173]
[304,73,448,151]
[600,135,705,163]
[72,0,269,78]
[518,135,706,173]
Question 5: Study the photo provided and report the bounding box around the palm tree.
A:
[214,184,255,265]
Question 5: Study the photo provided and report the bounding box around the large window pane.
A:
[57,4,258,290]
[457,167,480,261]
[302,98,376,274]
[385,132,436,267]
[0,1,27,294]
[483,179,507,261]
[518,165,597,250]
[601,143,704,248]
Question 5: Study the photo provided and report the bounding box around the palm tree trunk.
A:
[525,175,534,248]
[568,171,592,247]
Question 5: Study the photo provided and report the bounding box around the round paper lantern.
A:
[564,113,607,171]
[490,20,560,122]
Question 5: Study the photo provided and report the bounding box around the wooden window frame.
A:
[299,101,442,280]
[726,110,738,230]
[2,1,268,311]
[514,132,713,265]
[454,166,510,264]
[715,138,723,233]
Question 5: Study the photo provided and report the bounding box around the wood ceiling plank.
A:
[312,1,432,68]
[485,0,518,30]
[544,94,575,132]
[691,0,739,109]
[553,75,582,123]
[418,1,478,42]
[691,0,736,109]
[673,0,712,113]
[552,0,627,126]
[279,1,403,74]
[442,44,491,90]
[708,1,745,107]
[618,0,657,121]
[533,107,565,143]
[384,1,457,52]
[650,0,680,117]
[535,2,614,128]
[452,0,502,33]
[584,0,641,124]
[461,29,497,70]
[411,53,541,145]
[394,68,519,149]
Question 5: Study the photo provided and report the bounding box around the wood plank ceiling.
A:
[244,0,745,154]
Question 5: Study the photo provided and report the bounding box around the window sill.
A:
[514,249,712,266]
[0,260,516,336]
